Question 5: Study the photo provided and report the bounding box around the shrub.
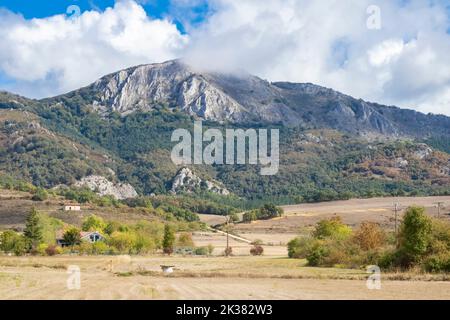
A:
[206,244,214,256]
[13,238,27,256]
[313,217,352,240]
[229,213,240,223]
[250,244,264,256]
[108,231,136,254]
[422,253,450,273]
[32,188,48,201]
[243,211,258,222]
[177,233,195,248]
[224,246,233,256]
[45,244,61,256]
[0,230,26,255]
[353,222,386,250]
[133,234,156,254]
[1,230,20,252]
[37,243,48,255]
[306,240,328,266]
[288,237,314,259]
[194,246,209,255]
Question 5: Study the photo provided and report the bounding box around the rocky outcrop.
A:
[170,167,230,195]
[75,175,138,200]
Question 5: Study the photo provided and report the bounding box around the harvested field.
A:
[0,255,449,300]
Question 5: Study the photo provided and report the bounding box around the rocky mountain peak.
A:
[48,59,450,138]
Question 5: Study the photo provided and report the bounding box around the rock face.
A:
[75,175,138,200]
[69,59,450,138]
[171,167,230,195]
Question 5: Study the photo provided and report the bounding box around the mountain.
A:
[0,60,449,205]
[45,59,450,138]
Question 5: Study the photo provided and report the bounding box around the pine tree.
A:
[23,208,43,251]
[162,224,175,255]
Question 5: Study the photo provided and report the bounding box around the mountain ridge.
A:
[32,59,450,139]
[0,60,449,203]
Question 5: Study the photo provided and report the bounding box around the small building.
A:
[56,230,105,247]
[64,205,81,211]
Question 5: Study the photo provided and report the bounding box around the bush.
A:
[45,244,61,256]
[243,211,258,222]
[250,244,264,256]
[37,243,48,255]
[0,230,26,255]
[306,240,329,266]
[108,231,136,254]
[177,233,195,248]
[206,244,214,256]
[353,222,386,250]
[194,246,209,255]
[423,253,450,273]
[288,237,314,259]
[32,188,48,201]
[224,246,233,256]
[313,217,352,240]
[229,213,239,223]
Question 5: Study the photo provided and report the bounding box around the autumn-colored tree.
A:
[353,222,386,250]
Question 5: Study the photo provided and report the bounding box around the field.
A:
[232,196,450,245]
[1,195,450,300]
[1,255,450,300]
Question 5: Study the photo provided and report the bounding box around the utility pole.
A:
[436,202,444,218]
[225,215,230,257]
[394,202,399,236]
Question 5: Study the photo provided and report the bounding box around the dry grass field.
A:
[0,255,449,300]
[233,196,450,240]
[1,195,449,300]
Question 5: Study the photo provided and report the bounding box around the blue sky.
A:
[0,0,449,115]
[0,0,209,32]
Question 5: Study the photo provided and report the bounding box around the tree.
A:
[82,215,106,232]
[162,224,175,255]
[24,208,43,250]
[353,222,386,250]
[397,206,432,265]
[259,204,283,220]
[63,227,81,247]
[312,217,352,240]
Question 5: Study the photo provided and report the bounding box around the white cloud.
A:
[184,0,450,116]
[0,0,188,97]
[0,0,449,116]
